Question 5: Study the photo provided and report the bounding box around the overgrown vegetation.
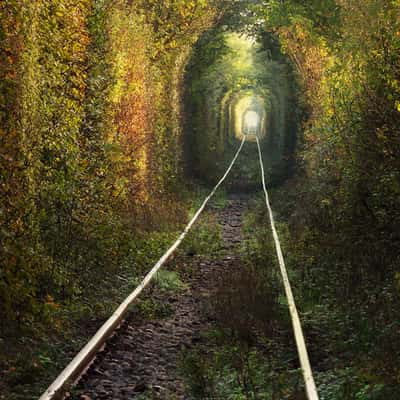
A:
[0,1,218,397]
[260,0,400,397]
[1,0,400,398]
[0,0,218,327]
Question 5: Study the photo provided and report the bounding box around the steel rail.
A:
[255,135,319,400]
[39,136,246,400]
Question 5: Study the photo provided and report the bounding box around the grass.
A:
[130,297,174,320]
[180,213,224,258]
[154,270,188,292]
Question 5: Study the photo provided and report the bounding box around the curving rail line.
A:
[40,134,318,400]
[40,137,246,400]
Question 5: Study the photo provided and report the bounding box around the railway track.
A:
[40,136,319,400]
[70,197,247,399]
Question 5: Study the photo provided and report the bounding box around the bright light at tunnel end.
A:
[232,94,266,141]
[244,110,260,134]
[245,111,259,128]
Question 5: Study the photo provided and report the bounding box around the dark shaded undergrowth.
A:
[180,191,400,400]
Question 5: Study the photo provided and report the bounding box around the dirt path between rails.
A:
[71,195,248,400]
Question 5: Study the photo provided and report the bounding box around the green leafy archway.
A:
[184,31,298,185]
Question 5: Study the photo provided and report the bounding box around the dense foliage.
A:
[0,0,217,328]
[1,0,400,398]
[260,0,400,397]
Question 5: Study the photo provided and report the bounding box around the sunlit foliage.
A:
[2,0,400,398]
[0,0,217,330]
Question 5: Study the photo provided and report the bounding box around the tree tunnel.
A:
[183,30,299,188]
